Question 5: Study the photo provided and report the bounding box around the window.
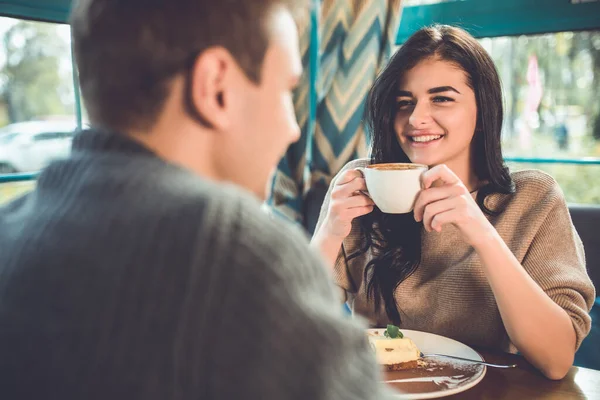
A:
[479,31,600,204]
[479,32,599,157]
[397,0,600,204]
[0,16,75,204]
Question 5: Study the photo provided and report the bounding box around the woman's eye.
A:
[397,100,414,110]
[432,96,454,103]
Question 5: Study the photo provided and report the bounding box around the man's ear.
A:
[188,47,236,130]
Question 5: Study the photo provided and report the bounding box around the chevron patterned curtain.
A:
[268,0,403,233]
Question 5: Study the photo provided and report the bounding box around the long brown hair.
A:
[353,25,515,324]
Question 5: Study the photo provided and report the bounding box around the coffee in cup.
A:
[356,163,428,214]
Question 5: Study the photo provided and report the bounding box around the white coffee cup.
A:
[356,163,428,214]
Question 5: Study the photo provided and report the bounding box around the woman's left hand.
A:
[413,164,497,247]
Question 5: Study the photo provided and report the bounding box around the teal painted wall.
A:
[397,0,600,43]
[0,0,71,23]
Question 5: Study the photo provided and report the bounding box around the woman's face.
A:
[394,57,478,170]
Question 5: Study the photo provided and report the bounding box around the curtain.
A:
[268,0,403,234]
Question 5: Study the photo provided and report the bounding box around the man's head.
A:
[71,0,305,198]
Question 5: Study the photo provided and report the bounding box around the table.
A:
[388,349,600,399]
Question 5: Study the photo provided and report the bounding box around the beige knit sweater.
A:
[315,158,596,352]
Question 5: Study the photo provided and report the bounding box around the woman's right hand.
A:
[320,169,375,240]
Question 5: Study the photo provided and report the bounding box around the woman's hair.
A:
[354,24,515,324]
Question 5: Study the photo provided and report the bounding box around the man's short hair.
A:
[70,0,306,131]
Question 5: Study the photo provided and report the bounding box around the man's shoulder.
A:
[152,172,315,268]
[231,199,314,264]
[511,169,563,202]
[117,163,260,224]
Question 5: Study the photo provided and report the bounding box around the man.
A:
[0,0,394,399]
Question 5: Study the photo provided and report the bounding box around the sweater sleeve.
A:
[207,199,396,400]
[314,159,371,295]
[520,177,596,350]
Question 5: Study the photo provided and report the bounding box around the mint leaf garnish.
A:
[384,324,404,339]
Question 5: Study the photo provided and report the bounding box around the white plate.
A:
[367,329,486,399]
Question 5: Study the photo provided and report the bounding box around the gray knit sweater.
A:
[0,129,394,399]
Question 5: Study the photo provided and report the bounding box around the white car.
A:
[0,121,78,174]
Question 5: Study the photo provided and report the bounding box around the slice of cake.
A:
[368,325,421,371]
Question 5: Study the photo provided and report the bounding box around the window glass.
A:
[479,31,600,204]
[0,16,75,204]
[0,16,76,175]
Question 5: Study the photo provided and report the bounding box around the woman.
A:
[312,25,595,380]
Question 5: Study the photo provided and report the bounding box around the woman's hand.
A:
[413,164,497,247]
[415,165,578,379]
[320,169,374,240]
